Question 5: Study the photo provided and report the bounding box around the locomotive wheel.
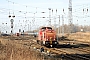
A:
[40,41,43,46]
[51,44,56,47]
[37,40,39,44]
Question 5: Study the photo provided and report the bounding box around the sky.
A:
[0,0,90,33]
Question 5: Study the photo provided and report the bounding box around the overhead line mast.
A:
[48,8,51,26]
[68,0,73,33]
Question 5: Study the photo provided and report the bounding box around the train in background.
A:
[37,27,58,47]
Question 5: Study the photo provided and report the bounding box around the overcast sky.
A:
[0,0,90,33]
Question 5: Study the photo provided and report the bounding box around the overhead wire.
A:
[5,0,49,10]
[1,0,90,23]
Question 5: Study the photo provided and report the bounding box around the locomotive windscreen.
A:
[41,27,52,30]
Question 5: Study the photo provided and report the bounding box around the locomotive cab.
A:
[37,27,58,47]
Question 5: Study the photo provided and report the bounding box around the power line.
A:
[5,0,49,10]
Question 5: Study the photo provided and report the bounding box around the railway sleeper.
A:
[79,54,90,59]
[67,54,90,60]
[75,48,90,53]
[64,54,76,60]
[76,54,90,60]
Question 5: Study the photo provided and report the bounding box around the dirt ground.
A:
[64,32,90,42]
[0,37,44,60]
[0,32,90,60]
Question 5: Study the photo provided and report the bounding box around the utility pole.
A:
[48,8,51,26]
[62,15,64,36]
[30,22,31,32]
[28,24,29,32]
[57,15,60,41]
[54,9,57,31]
[54,16,56,31]
[68,0,73,33]
[58,15,60,34]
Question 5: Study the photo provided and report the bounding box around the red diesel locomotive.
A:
[37,27,58,47]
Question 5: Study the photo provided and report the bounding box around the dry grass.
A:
[67,32,90,42]
[0,37,45,60]
[0,32,90,60]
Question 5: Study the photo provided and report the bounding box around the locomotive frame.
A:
[37,27,58,47]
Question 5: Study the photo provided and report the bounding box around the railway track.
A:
[74,48,90,53]
[59,40,90,45]
[20,39,90,60]
[48,48,90,60]
[10,38,90,60]
[1,36,90,60]
[65,54,90,60]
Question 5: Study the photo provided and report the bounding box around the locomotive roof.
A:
[41,27,52,29]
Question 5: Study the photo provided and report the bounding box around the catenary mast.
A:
[68,0,73,33]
